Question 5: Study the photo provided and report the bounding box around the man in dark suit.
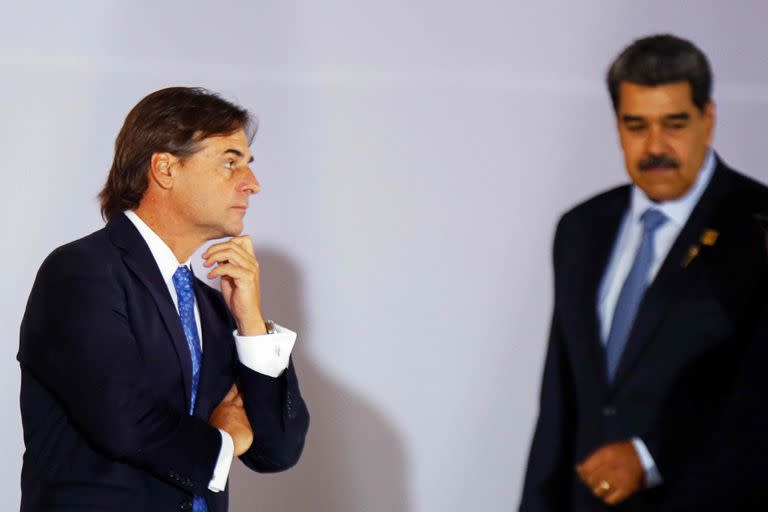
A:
[18,87,309,511]
[519,34,768,511]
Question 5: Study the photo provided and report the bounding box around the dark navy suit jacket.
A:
[18,213,309,511]
[519,159,768,512]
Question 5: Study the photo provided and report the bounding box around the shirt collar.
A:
[123,210,191,285]
[629,147,716,227]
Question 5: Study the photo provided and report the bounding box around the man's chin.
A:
[224,223,244,237]
[205,223,244,241]
[639,184,688,202]
[634,174,692,202]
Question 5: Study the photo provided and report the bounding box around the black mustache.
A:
[639,155,679,170]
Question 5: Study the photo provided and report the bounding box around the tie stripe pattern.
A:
[172,266,207,512]
[605,208,668,381]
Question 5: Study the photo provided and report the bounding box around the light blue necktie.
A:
[605,208,668,381]
[172,266,207,512]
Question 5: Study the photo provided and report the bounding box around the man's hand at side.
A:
[575,441,644,505]
[209,384,253,456]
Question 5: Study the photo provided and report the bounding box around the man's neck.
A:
[132,205,203,263]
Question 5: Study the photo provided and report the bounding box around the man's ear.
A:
[149,152,177,190]
[703,100,716,146]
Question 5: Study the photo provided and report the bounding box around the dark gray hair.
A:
[607,34,712,112]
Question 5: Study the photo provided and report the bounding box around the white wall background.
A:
[2,1,768,510]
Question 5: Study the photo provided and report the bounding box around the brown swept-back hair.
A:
[98,87,256,221]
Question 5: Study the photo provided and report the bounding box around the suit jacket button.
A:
[602,406,617,417]
[180,500,193,510]
[286,392,296,419]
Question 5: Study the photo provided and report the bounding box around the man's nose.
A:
[241,166,260,195]
[645,124,667,155]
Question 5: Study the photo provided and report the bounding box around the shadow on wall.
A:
[228,247,411,512]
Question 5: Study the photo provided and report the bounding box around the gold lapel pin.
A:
[701,229,719,246]
[682,244,701,268]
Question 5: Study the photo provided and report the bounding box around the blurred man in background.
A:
[520,34,768,511]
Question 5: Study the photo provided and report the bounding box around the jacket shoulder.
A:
[37,226,114,281]
[555,185,629,237]
[722,167,768,213]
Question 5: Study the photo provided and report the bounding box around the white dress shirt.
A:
[124,211,297,492]
[596,148,716,487]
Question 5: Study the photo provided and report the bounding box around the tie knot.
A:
[641,208,667,234]
[172,265,193,293]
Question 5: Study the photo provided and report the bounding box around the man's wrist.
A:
[631,437,663,487]
[236,315,267,336]
[233,323,296,377]
[209,430,234,492]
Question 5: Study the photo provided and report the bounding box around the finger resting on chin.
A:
[232,236,256,254]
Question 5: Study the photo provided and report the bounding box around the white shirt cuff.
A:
[233,323,296,378]
[208,429,234,492]
[631,437,663,487]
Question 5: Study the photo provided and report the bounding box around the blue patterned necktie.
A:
[172,266,207,512]
[605,208,668,381]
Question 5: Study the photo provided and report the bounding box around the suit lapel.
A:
[611,163,731,389]
[106,213,194,411]
[194,278,231,417]
[572,187,630,386]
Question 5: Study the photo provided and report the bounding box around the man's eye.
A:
[666,123,686,130]
[224,160,235,169]
[626,124,645,132]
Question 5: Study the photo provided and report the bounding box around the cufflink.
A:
[265,320,276,334]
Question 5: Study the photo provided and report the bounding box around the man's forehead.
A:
[617,81,697,117]
[200,130,252,157]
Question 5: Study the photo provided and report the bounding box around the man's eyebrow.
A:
[621,115,645,123]
[224,148,254,163]
[663,112,690,121]
[620,113,690,124]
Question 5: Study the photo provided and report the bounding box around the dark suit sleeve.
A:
[202,287,310,473]
[519,310,576,511]
[660,300,768,512]
[18,257,222,496]
[519,222,576,512]
[237,357,309,472]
